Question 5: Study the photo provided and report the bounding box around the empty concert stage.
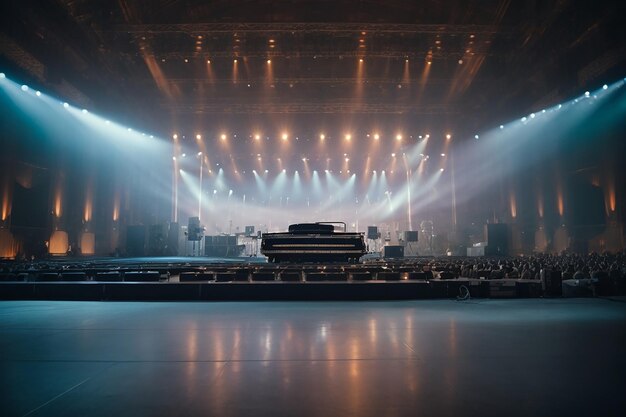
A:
[0,256,545,301]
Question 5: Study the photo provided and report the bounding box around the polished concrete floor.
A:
[1,299,625,417]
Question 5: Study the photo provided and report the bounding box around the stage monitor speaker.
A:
[367,226,379,240]
[383,245,404,258]
[245,226,255,236]
[485,223,509,256]
[404,231,418,242]
[126,225,146,256]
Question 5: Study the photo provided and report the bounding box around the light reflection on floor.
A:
[0,299,625,416]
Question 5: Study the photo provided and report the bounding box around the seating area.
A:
[1,253,624,300]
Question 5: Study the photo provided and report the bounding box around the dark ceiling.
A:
[1,0,625,136]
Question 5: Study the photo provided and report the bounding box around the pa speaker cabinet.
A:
[485,223,509,256]
[367,226,379,240]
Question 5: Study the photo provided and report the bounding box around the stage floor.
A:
[1,298,625,416]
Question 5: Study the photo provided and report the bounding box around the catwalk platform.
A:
[0,256,544,301]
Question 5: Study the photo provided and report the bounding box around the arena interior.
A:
[1,1,625,416]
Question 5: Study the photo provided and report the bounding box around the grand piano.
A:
[261,222,367,263]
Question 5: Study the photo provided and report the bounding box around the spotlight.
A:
[603,84,608,90]
[522,117,527,122]
[320,133,325,140]
[281,133,288,141]
[172,156,176,161]
[254,134,261,140]
[396,134,402,141]
[21,85,28,91]
[474,135,479,139]
[0,73,5,78]
[425,134,430,139]
[173,134,178,140]
[233,59,238,63]
[500,125,504,129]
[345,157,349,162]
[82,109,88,114]
[445,134,452,140]
[530,113,535,118]
[282,169,286,173]
[265,169,268,173]
[441,153,445,157]
[267,59,271,64]
[345,133,351,141]
[373,133,380,140]
[391,153,396,157]
[584,91,590,97]
[440,168,445,172]
[181,153,186,158]
[207,60,211,64]
[196,134,202,140]
[35,91,41,96]
[359,58,363,63]
[197,151,202,156]
[221,134,227,140]
[558,104,562,109]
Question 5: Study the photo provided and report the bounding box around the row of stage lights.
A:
[3,72,623,149]
[173,152,444,162]
[182,32,475,63]
[1,73,160,140]
[172,132,454,142]
[177,167,446,176]
[169,57,451,65]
